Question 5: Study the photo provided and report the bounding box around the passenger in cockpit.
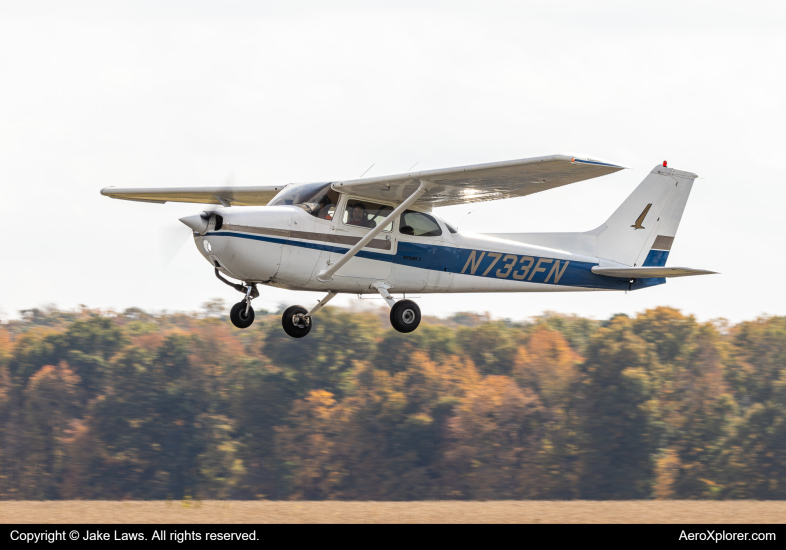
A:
[348,203,376,228]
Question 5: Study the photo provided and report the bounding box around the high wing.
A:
[100,184,285,207]
[332,154,626,207]
[591,267,718,278]
[100,154,624,208]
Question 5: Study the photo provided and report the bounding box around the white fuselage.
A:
[193,194,657,296]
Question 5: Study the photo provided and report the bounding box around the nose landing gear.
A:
[230,301,255,329]
[215,268,260,329]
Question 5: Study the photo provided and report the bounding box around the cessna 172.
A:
[101,154,716,338]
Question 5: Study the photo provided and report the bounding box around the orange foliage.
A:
[513,327,580,407]
[445,376,545,499]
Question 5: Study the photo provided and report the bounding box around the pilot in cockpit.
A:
[317,196,335,220]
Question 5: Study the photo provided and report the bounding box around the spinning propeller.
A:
[159,173,233,267]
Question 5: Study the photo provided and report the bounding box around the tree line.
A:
[0,303,784,500]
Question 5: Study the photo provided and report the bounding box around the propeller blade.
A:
[159,224,192,268]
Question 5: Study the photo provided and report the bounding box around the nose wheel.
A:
[230,301,255,329]
[215,269,260,329]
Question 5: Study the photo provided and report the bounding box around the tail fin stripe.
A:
[651,235,674,250]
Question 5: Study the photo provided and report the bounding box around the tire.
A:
[282,305,312,338]
[390,300,421,333]
[230,301,255,329]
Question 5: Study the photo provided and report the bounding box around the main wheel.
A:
[282,305,312,338]
[230,301,255,329]
[390,299,421,333]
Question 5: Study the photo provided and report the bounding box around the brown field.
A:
[1,501,785,524]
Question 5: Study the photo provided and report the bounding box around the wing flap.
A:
[100,185,285,206]
[591,266,718,278]
[333,154,626,207]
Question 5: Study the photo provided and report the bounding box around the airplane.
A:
[101,154,716,338]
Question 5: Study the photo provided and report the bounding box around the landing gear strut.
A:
[215,268,259,329]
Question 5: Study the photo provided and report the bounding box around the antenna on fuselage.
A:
[359,163,375,178]
[456,210,475,231]
[406,161,419,172]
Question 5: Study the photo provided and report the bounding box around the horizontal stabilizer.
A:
[591,266,718,278]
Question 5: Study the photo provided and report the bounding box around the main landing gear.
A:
[390,300,421,333]
[281,291,338,339]
[278,287,421,338]
[282,306,311,338]
[372,282,422,334]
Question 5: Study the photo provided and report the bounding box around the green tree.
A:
[718,317,786,498]
[51,316,128,400]
[89,334,210,499]
[455,322,519,376]
[577,317,661,499]
[261,307,379,397]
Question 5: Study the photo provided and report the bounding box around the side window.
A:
[342,200,394,231]
[399,211,442,237]
[444,221,458,234]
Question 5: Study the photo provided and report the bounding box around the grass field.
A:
[1,501,785,524]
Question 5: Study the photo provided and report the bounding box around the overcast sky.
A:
[1,1,784,322]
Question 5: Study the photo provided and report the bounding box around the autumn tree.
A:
[21,363,81,498]
[444,376,545,499]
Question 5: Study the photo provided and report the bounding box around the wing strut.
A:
[316,179,435,282]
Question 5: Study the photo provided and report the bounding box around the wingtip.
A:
[565,154,629,170]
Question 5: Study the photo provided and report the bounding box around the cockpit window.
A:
[268,182,340,220]
[399,211,442,237]
[342,200,394,231]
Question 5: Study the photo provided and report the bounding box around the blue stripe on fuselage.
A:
[210,231,664,291]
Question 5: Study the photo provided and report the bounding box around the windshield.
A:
[268,182,339,218]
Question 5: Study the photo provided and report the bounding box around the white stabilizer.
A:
[591,266,718,278]
[484,164,699,267]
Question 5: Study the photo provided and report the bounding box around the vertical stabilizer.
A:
[590,164,697,266]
